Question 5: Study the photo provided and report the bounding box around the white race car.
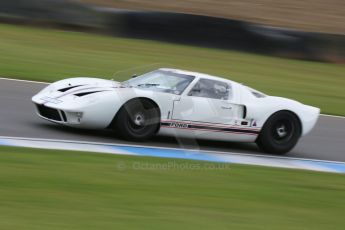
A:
[32,68,320,154]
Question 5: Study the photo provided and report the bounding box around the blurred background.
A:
[0,2,345,229]
[1,0,344,61]
[0,0,344,114]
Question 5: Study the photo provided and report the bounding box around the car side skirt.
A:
[158,120,260,142]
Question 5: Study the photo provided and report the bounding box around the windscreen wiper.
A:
[137,83,160,87]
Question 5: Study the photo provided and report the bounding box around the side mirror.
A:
[188,86,201,96]
[192,87,201,93]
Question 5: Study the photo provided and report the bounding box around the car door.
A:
[160,78,255,142]
[172,78,236,125]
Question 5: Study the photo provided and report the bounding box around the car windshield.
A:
[122,70,195,95]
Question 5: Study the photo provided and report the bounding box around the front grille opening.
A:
[36,104,61,121]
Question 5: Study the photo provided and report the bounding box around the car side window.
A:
[188,78,231,100]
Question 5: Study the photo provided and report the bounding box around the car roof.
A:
[159,68,238,85]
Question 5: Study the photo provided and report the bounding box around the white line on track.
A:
[0,77,344,119]
[0,77,49,84]
[1,136,344,164]
[319,114,345,119]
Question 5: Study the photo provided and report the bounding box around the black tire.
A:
[115,99,160,141]
[256,111,301,154]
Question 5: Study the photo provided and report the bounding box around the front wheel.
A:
[115,99,160,141]
[256,111,301,154]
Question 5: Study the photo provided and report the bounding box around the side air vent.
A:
[74,91,102,97]
[60,110,67,122]
[58,85,84,92]
[243,106,247,119]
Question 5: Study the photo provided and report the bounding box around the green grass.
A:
[0,146,344,229]
[0,23,344,115]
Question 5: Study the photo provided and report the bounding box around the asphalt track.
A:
[0,78,344,162]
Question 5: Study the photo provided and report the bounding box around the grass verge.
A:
[0,146,344,229]
[0,23,344,115]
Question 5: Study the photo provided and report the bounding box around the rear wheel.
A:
[256,111,301,154]
[115,99,160,141]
